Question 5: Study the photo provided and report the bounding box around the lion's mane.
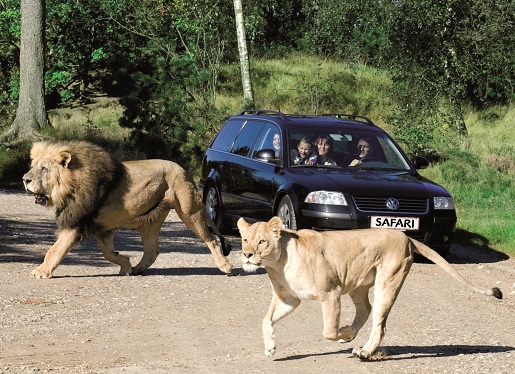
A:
[31,141,124,235]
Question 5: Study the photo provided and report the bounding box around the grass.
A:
[419,105,515,256]
[47,97,130,141]
[216,54,393,128]
[1,56,513,256]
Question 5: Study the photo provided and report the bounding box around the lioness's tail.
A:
[410,239,502,300]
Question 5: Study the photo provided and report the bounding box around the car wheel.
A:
[277,195,297,230]
[204,184,225,231]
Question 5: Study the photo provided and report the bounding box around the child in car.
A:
[291,137,317,165]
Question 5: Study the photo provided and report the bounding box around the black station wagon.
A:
[199,110,457,256]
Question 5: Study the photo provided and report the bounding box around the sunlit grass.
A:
[216,55,392,127]
[420,105,515,256]
[48,97,130,141]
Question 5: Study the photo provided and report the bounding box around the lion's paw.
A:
[31,268,52,279]
[338,325,357,342]
[216,258,233,274]
[119,266,132,276]
[352,347,372,360]
[264,347,276,357]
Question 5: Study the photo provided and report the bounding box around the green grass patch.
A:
[421,105,515,256]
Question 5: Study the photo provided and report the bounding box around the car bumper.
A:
[300,205,456,254]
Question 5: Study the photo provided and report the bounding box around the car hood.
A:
[287,167,451,198]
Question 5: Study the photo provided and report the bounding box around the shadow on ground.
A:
[275,344,515,362]
[447,228,510,264]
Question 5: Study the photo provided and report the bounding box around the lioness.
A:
[237,216,502,360]
[22,140,233,278]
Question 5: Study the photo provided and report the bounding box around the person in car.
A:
[314,133,337,166]
[272,133,281,158]
[349,136,377,166]
[291,137,317,165]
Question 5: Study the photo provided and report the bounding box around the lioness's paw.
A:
[338,325,357,342]
[31,268,52,279]
[264,340,276,357]
[352,347,372,360]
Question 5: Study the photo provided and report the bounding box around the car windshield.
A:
[287,129,411,170]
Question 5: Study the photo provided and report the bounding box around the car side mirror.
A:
[412,156,429,169]
[255,149,280,164]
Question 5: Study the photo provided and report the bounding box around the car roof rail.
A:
[239,109,288,121]
[319,113,375,126]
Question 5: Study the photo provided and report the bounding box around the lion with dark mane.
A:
[22,140,233,278]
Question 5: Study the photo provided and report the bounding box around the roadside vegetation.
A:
[1,1,513,256]
[1,56,513,256]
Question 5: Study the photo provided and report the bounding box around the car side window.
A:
[211,119,244,152]
[231,120,265,157]
[253,123,281,159]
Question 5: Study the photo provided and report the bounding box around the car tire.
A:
[277,195,297,230]
[204,184,225,231]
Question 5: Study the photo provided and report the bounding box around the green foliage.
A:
[118,53,227,170]
[387,0,515,106]
[0,143,30,188]
[0,0,20,119]
[305,0,392,65]
[244,0,306,57]
[45,67,74,102]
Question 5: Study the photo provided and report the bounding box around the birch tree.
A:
[233,0,253,107]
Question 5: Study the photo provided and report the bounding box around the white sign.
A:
[370,216,420,231]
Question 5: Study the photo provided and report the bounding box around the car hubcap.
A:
[205,188,218,221]
[278,204,291,228]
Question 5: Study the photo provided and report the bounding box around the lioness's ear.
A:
[57,151,72,168]
[237,217,250,234]
[268,217,283,240]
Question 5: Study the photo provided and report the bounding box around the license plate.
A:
[370,216,419,231]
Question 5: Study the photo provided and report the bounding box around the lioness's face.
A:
[237,217,283,273]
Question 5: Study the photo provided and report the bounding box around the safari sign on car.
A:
[200,110,457,256]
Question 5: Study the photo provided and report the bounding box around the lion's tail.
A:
[410,239,502,300]
[205,214,232,256]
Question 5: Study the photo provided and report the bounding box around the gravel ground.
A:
[0,188,514,373]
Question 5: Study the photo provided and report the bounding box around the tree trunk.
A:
[233,0,254,107]
[2,0,48,144]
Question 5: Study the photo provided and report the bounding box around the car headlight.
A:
[305,191,347,206]
[434,196,455,210]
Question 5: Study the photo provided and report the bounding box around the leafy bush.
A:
[0,144,31,187]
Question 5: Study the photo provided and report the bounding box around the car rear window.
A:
[231,120,266,156]
[210,119,244,152]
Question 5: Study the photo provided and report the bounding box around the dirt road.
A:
[0,189,514,373]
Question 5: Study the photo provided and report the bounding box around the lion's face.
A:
[237,217,283,273]
[22,142,72,207]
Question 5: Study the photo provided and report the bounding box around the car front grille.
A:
[353,196,428,213]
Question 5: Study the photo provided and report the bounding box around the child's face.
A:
[298,142,312,158]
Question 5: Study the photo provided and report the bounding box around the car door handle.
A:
[242,169,249,177]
